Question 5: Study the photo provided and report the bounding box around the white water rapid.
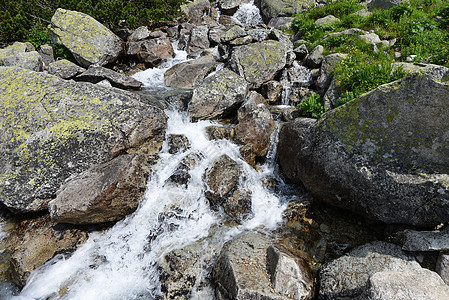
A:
[233,0,264,25]
[8,45,288,299]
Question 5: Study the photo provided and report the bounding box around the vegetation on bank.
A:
[0,0,186,44]
[292,0,449,116]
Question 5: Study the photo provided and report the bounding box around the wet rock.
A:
[219,15,243,28]
[281,65,313,88]
[75,66,142,90]
[316,53,347,95]
[213,231,314,299]
[219,0,249,15]
[293,44,308,61]
[188,68,248,120]
[48,59,86,79]
[279,69,449,226]
[315,15,340,26]
[49,153,150,224]
[305,45,324,68]
[255,0,314,23]
[168,134,191,154]
[0,51,43,71]
[127,26,151,42]
[263,80,283,104]
[0,66,166,214]
[268,17,294,30]
[0,215,87,287]
[49,8,123,67]
[401,229,449,251]
[205,125,235,141]
[365,268,449,299]
[436,253,449,285]
[318,241,422,299]
[164,55,218,89]
[230,40,288,88]
[270,105,300,121]
[187,26,210,56]
[205,155,241,205]
[168,153,202,186]
[137,37,175,67]
[38,44,55,66]
[235,92,274,157]
[223,188,252,222]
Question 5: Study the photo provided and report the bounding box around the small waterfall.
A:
[11,49,287,300]
[233,1,264,25]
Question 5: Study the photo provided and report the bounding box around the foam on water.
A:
[12,51,287,299]
[233,1,264,25]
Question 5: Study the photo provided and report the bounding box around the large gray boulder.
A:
[49,8,123,67]
[49,153,150,224]
[136,37,175,66]
[230,40,288,88]
[0,66,166,214]
[0,42,28,60]
[205,154,241,205]
[278,69,449,226]
[255,0,314,23]
[188,68,248,120]
[164,55,218,88]
[186,26,210,55]
[75,65,142,90]
[0,51,43,72]
[316,53,347,95]
[213,232,314,299]
[47,59,86,79]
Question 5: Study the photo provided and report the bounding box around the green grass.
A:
[299,93,325,118]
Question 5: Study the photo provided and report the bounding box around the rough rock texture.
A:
[305,45,324,68]
[181,0,212,24]
[49,153,150,224]
[0,42,28,60]
[0,215,87,287]
[0,66,166,213]
[187,26,210,55]
[268,17,294,30]
[401,229,449,251]
[230,40,287,88]
[38,45,55,66]
[167,134,191,154]
[164,55,218,88]
[366,268,449,300]
[223,188,252,222]
[168,153,202,186]
[205,155,241,205]
[213,232,314,300]
[368,0,407,10]
[49,8,123,67]
[255,0,314,23]
[47,59,86,79]
[436,253,449,285]
[315,15,340,26]
[75,66,142,90]
[188,68,248,120]
[318,241,421,299]
[221,25,247,43]
[137,37,175,66]
[279,70,449,226]
[128,26,151,42]
[219,0,248,15]
[0,51,43,71]
[316,53,347,95]
[235,92,274,157]
[263,80,283,104]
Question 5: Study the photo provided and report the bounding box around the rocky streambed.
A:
[1,0,449,299]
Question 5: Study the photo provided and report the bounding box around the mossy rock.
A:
[255,0,314,23]
[0,66,166,213]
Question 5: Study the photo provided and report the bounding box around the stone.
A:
[209,27,227,46]
[366,268,449,299]
[223,188,252,222]
[75,66,142,90]
[281,65,313,87]
[247,28,271,42]
[0,66,166,213]
[436,253,449,285]
[293,44,308,61]
[205,125,235,141]
[187,26,210,55]
[205,155,241,205]
[168,153,202,186]
[181,0,211,24]
[219,0,248,15]
[0,42,28,60]
[279,69,449,226]
[322,76,342,110]
[137,37,175,66]
[38,44,55,66]
[267,17,294,30]
[127,26,151,42]
[323,28,366,40]
[316,53,347,95]
[47,59,86,79]
[167,134,190,154]
[213,232,314,299]
[255,0,314,23]
[0,51,43,71]
[219,15,243,28]
[164,55,218,88]
[263,80,283,104]
[368,0,407,10]
[220,25,247,43]
[0,215,87,287]
[401,229,449,251]
[235,92,274,157]
[315,15,340,26]
[269,105,300,121]
[358,32,382,45]
[318,241,422,299]
[230,40,287,88]
[49,153,150,224]
[49,8,123,67]
[188,68,248,120]
[305,45,324,68]
[269,29,294,50]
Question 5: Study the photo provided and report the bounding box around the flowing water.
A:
[233,1,264,25]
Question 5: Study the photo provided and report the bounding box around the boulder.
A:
[167,134,191,154]
[318,241,422,299]
[205,155,241,205]
[219,15,243,28]
[164,55,218,88]
[186,26,210,55]
[401,229,449,251]
[316,53,347,95]
[209,27,227,46]
[0,51,43,71]
[278,69,449,226]
[188,68,248,120]
[0,66,166,213]
[0,215,87,287]
[38,44,55,66]
[230,40,287,88]
[75,66,142,90]
[0,42,28,60]
[223,188,252,222]
[221,25,247,44]
[436,253,449,285]
[305,45,324,68]
[366,268,449,299]
[315,15,340,26]
[293,44,308,61]
[49,8,123,67]
[268,17,294,30]
[168,153,202,186]
[368,0,407,10]
[235,92,274,157]
[49,153,150,224]
[255,0,314,23]
[181,0,212,24]
[213,232,314,299]
[281,65,313,88]
[322,76,342,110]
[219,0,248,15]
[47,59,86,79]
[262,80,283,104]
[127,26,151,42]
[205,125,235,141]
[137,37,175,67]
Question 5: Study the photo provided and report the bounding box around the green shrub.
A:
[299,93,325,118]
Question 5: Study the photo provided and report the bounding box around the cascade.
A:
[233,1,264,25]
